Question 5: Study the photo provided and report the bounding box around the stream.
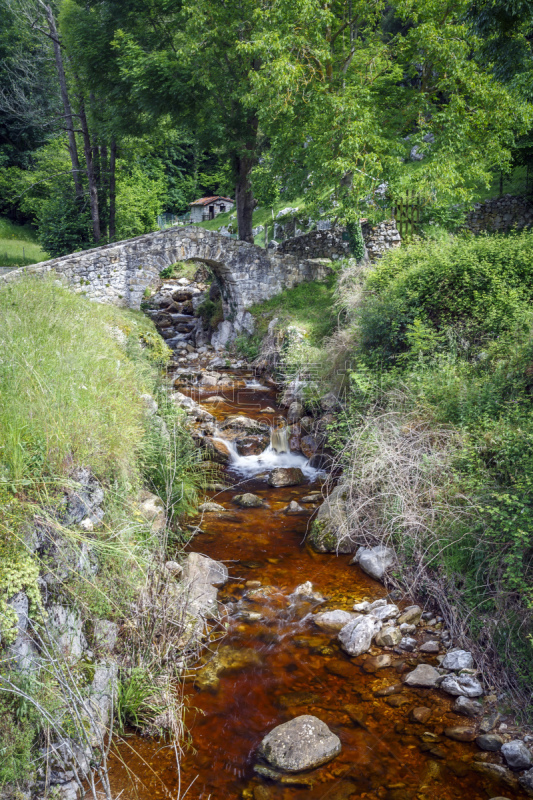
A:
[107,286,525,800]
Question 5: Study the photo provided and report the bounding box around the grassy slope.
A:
[0,219,49,269]
[0,277,202,785]
[249,273,338,343]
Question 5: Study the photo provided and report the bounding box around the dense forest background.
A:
[1,0,533,258]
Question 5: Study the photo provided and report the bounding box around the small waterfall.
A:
[270,425,289,454]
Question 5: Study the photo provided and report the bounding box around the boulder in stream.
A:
[308,485,352,554]
[351,544,395,582]
[284,500,305,514]
[338,615,380,656]
[233,493,264,508]
[181,552,228,617]
[221,414,264,433]
[258,715,341,772]
[267,468,306,487]
[205,438,232,464]
[198,501,226,513]
[313,609,355,632]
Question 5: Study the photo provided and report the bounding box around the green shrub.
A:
[361,230,533,364]
[0,709,34,784]
[196,297,223,328]
[331,231,533,709]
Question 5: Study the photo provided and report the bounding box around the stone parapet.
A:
[278,220,401,262]
[0,227,332,316]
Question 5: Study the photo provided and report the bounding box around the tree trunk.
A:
[109,139,117,242]
[235,155,257,243]
[43,4,83,201]
[78,98,101,242]
[99,142,108,239]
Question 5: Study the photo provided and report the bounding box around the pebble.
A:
[419,640,440,653]
[399,636,417,652]
[444,726,477,742]
[409,707,432,724]
[480,712,501,732]
[399,623,416,634]
[374,683,404,697]
[362,654,392,673]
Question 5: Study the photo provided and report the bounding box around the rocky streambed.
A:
[108,274,533,800]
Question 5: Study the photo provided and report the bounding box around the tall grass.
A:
[0,276,154,485]
[0,219,49,269]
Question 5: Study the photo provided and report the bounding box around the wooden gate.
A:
[392,189,421,237]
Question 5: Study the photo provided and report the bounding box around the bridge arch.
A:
[0,227,331,319]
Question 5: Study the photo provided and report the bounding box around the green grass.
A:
[0,276,161,485]
[159,260,199,281]
[0,218,49,269]
[249,273,338,344]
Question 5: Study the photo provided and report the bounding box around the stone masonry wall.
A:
[0,226,332,320]
[464,194,533,234]
[278,220,402,262]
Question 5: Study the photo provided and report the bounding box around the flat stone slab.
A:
[258,715,341,772]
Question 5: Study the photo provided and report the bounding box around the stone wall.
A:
[464,194,533,234]
[277,220,401,262]
[277,229,350,260]
[0,226,332,319]
[361,220,402,260]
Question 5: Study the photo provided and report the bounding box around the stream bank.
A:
[108,273,533,800]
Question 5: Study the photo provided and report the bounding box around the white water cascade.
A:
[211,424,321,480]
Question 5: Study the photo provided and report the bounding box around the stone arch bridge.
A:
[0,227,331,322]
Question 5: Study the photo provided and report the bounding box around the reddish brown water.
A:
[108,376,526,800]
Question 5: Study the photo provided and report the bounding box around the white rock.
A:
[441,649,474,671]
[440,674,483,697]
[352,545,395,582]
[375,625,402,647]
[338,615,380,656]
[198,502,225,512]
[181,552,228,616]
[372,603,399,621]
[211,320,236,350]
[501,740,533,770]
[258,715,341,772]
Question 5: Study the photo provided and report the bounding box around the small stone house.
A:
[189,196,234,223]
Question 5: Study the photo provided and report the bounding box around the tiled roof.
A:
[190,196,234,206]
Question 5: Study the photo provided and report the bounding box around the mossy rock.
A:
[307,485,353,554]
